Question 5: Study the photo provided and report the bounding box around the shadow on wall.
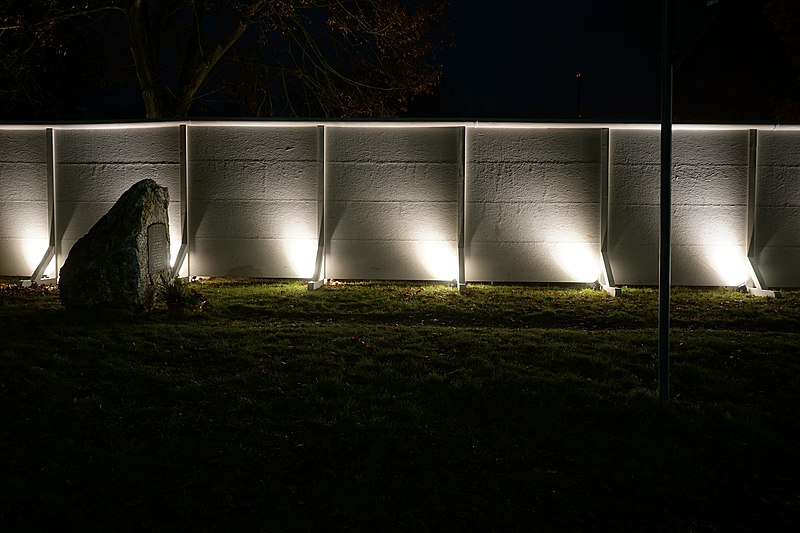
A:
[2,122,798,288]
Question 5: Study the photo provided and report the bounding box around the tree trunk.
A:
[126,0,169,118]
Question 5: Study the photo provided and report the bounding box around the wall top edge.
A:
[1,119,799,132]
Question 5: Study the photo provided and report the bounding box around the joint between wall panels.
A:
[171,124,190,278]
[309,125,326,289]
[2,123,797,288]
[29,128,57,284]
[458,126,467,291]
[744,129,779,296]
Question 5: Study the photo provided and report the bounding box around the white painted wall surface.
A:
[467,128,601,282]
[0,130,48,276]
[188,126,319,277]
[756,131,800,288]
[325,127,461,280]
[609,129,749,286]
[1,122,798,287]
[53,127,182,273]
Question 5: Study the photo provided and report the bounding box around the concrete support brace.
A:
[745,129,780,298]
[25,128,57,286]
[457,126,467,292]
[308,125,327,291]
[599,128,620,296]
[172,124,190,278]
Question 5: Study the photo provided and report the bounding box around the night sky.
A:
[2,0,796,122]
[426,0,795,122]
[437,0,661,120]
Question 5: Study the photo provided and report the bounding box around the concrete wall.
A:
[1,122,798,287]
[609,129,749,286]
[326,127,461,280]
[54,127,182,274]
[0,129,48,276]
[467,128,601,282]
[755,131,800,288]
[188,126,319,277]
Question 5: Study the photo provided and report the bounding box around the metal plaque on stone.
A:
[147,223,169,274]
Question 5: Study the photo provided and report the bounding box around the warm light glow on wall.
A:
[417,238,458,281]
[284,238,317,278]
[551,238,600,282]
[706,246,749,287]
[280,223,317,278]
[23,238,55,278]
[169,237,185,276]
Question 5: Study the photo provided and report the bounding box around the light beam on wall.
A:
[169,238,186,277]
[284,239,317,278]
[551,235,600,283]
[23,238,55,278]
[706,246,749,287]
[417,238,459,282]
[281,223,317,278]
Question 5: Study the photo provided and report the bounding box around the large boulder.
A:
[59,179,171,312]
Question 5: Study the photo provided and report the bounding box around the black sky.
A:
[2,0,796,122]
[425,0,796,122]
[438,0,660,120]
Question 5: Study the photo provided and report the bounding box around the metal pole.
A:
[659,0,673,402]
[457,126,467,292]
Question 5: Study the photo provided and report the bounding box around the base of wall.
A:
[307,279,326,291]
[746,287,781,298]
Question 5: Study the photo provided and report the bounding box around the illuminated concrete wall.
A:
[0,130,48,276]
[756,131,800,288]
[188,126,319,277]
[1,122,798,288]
[325,127,462,280]
[54,127,182,273]
[467,128,602,282]
[609,129,749,286]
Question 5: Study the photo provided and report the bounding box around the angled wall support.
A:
[308,125,327,291]
[598,128,620,296]
[457,126,467,292]
[745,129,780,298]
[172,124,190,278]
[25,128,57,287]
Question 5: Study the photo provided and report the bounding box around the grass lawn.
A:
[1,278,799,531]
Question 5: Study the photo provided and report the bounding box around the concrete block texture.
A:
[609,129,751,286]
[0,130,49,275]
[187,126,320,277]
[54,128,182,270]
[191,238,317,279]
[0,130,48,163]
[326,127,461,280]
[0,124,798,287]
[466,128,601,282]
[56,127,179,163]
[755,131,800,287]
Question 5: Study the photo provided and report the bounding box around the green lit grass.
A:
[1,279,798,531]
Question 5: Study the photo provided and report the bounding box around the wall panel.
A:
[188,126,319,277]
[54,127,181,272]
[609,129,749,286]
[0,123,798,288]
[326,127,461,280]
[0,130,48,276]
[467,128,601,282]
[755,131,800,287]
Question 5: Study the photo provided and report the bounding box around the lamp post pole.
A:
[659,0,673,402]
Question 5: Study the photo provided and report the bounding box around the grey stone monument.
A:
[59,179,171,312]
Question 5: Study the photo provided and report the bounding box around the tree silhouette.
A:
[764,0,800,120]
[0,0,449,119]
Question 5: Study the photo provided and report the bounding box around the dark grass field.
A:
[1,278,799,531]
